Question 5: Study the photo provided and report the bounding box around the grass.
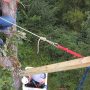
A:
[0,42,90,90]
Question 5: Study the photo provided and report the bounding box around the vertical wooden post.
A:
[1,0,21,90]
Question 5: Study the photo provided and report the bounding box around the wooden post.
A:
[20,56,90,76]
[1,0,21,90]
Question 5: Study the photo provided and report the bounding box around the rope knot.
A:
[37,37,47,54]
[39,37,47,41]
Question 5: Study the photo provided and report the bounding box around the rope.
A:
[0,17,84,57]
[1,15,89,90]
[0,17,57,53]
[37,37,56,54]
[56,44,83,58]
[0,17,41,38]
[77,67,90,90]
[37,38,41,54]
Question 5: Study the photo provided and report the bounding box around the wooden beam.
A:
[20,56,90,76]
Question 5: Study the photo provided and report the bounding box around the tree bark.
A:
[1,0,21,90]
[0,56,21,69]
[1,0,17,57]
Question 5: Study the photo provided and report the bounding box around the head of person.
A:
[22,73,46,85]
[32,73,46,84]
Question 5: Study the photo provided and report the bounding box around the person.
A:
[22,73,46,88]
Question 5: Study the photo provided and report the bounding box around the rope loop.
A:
[37,37,47,54]
[39,37,47,41]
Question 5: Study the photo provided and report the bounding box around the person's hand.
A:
[40,79,45,84]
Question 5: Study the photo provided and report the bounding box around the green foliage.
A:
[17,0,90,89]
[0,32,6,43]
[30,15,41,22]
[0,69,13,90]
[63,9,85,30]
[18,42,51,67]
[78,11,90,44]
[0,0,90,90]
[18,0,57,32]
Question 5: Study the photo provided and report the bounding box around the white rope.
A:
[37,37,47,54]
[0,17,57,46]
[0,17,40,38]
[37,37,57,54]
[37,38,41,54]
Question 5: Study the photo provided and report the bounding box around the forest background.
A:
[0,0,90,90]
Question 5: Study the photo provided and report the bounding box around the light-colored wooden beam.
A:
[20,56,90,76]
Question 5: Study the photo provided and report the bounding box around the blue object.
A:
[77,67,90,90]
[0,26,8,30]
[0,16,15,29]
[0,38,4,46]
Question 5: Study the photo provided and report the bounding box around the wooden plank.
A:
[20,56,90,76]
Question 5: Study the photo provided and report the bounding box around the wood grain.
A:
[20,56,90,76]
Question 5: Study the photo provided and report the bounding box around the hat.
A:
[32,73,46,83]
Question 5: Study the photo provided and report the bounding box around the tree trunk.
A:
[1,0,21,90]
